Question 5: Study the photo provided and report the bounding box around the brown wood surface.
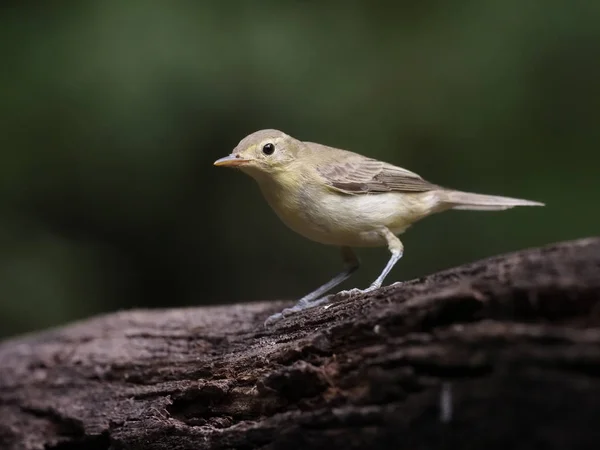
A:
[1,237,599,450]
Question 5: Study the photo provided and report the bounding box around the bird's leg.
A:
[264,246,359,327]
[338,227,404,297]
[297,246,359,306]
[366,228,404,291]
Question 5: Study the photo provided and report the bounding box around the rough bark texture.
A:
[1,237,600,450]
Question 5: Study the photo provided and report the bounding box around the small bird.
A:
[214,129,544,325]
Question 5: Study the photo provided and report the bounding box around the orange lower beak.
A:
[213,155,250,167]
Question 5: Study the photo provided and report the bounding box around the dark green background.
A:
[1,1,598,338]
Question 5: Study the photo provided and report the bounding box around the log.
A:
[1,237,599,450]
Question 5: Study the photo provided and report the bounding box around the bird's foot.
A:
[335,284,380,299]
[263,312,284,327]
[263,295,332,327]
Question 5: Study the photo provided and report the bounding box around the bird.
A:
[214,129,544,325]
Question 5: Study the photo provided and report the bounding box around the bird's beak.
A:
[213,155,250,167]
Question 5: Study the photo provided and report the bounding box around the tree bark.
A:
[1,237,599,450]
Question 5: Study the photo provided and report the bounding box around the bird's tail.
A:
[440,190,545,211]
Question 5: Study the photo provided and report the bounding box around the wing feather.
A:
[316,153,438,195]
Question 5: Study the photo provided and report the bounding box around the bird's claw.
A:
[263,306,297,327]
[264,312,283,327]
[335,284,379,299]
[336,288,362,298]
[263,296,332,327]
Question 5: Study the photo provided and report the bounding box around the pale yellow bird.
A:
[214,129,544,325]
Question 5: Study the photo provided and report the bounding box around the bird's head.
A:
[214,129,301,178]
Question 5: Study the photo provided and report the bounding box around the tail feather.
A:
[441,190,544,211]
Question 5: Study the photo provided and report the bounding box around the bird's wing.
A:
[316,152,439,195]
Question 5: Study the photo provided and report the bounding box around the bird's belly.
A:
[268,188,441,247]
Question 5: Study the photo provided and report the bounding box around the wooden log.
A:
[1,237,599,450]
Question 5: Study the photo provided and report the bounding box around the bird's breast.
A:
[255,174,441,247]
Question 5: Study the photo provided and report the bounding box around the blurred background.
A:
[1,1,598,339]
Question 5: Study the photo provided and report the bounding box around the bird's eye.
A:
[262,143,275,155]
